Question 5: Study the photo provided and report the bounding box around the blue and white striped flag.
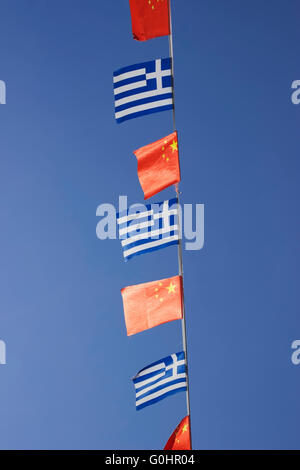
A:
[113,58,173,123]
[117,198,179,261]
[133,352,187,410]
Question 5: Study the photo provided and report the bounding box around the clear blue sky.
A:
[0,0,299,450]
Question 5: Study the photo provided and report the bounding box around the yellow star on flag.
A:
[166,282,176,294]
[182,424,188,433]
[170,140,178,152]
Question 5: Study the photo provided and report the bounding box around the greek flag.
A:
[133,352,187,410]
[117,198,179,261]
[113,58,173,123]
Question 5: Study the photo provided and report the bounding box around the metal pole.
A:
[168,0,192,449]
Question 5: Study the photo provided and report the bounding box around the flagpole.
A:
[168,0,193,450]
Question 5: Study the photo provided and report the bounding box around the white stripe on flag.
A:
[134,372,166,390]
[113,68,145,84]
[115,98,173,119]
[117,210,153,225]
[114,80,147,96]
[119,220,155,237]
[121,224,179,247]
[123,234,179,259]
[115,87,173,107]
[134,362,165,379]
[136,373,186,398]
[136,381,187,407]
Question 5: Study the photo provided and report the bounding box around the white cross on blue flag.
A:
[133,352,187,410]
[117,198,179,261]
[113,58,173,123]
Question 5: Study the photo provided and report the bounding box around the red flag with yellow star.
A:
[121,275,182,336]
[133,131,180,200]
[129,0,170,41]
[164,416,191,450]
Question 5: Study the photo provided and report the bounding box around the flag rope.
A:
[168,0,193,449]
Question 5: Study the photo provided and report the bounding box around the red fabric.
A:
[164,416,191,450]
[134,132,180,199]
[129,0,170,41]
[121,276,182,336]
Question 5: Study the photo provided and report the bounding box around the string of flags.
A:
[112,0,191,450]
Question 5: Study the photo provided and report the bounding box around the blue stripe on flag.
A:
[115,92,173,113]
[116,104,173,124]
[124,237,179,262]
[123,229,178,252]
[136,382,187,410]
[113,74,146,90]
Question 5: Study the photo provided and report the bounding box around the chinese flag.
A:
[134,132,180,200]
[164,416,191,450]
[121,275,182,336]
[129,0,170,41]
